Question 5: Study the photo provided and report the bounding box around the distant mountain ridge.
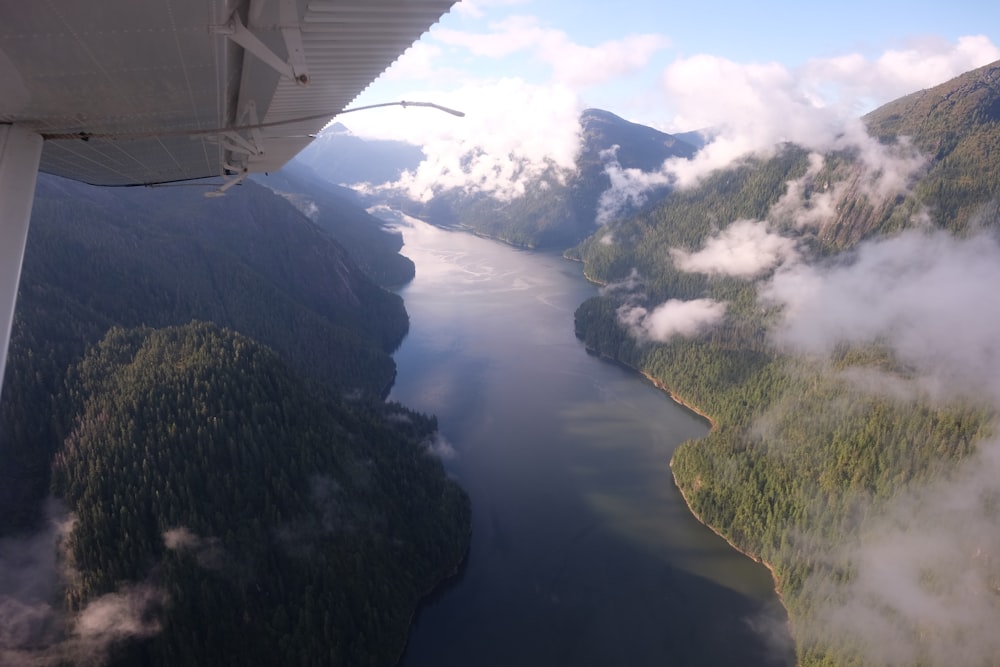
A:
[577,108,696,171]
[294,122,425,187]
[297,108,698,249]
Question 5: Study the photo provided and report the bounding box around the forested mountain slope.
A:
[862,61,1000,234]
[572,60,1000,665]
[2,175,405,526]
[0,175,471,665]
[254,161,417,287]
[52,323,469,667]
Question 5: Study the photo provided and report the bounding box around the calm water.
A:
[386,215,793,667]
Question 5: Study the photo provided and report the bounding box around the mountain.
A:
[571,60,1000,666]
[298,109,697,249]
[2,173,409,525]
[293,122,425,187]
[573,59,1000,277]
[576,108,697,171]
[407,108,698,248]
[0,175,470,665]
[863,61,1000,233]
[672,128,714,150]
[253,160,416,287]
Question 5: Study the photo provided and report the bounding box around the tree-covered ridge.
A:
[254,161,417,288]
[863,59,1000,235]
[1,172,473,666]
[27,174,408,384]
[576,259,998,665]
[1,174,411,532]
[52,322,470,667]
[572,62,1000,664]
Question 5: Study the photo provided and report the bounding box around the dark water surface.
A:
[386,215,793,667]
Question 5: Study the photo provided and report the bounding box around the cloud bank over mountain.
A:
[342,3,999,219]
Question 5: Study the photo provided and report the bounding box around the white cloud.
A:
[670,219,799,278]
[595,145,673,224]
[606,38,996,195]
[658,54,935,191]
[663,38,999,141]
[0,501,167,667]
[599,267,643,295]
[433,16,669,87]
[433,15,541,58]
[548,32,670,88]
[452,0,530,20]
[379,41,448,82]
[769,152,843,228]
[72,584,164,645]
[426,433,458,460]
[345,14,670,203]
[800,35,1000,112]
[763,228,1000,402]
[0,501,70,660]
[353,16,996,218]
[162,527,198,551]
[353,78,583,201]
[163,527,226,570]
[619,298,727,342]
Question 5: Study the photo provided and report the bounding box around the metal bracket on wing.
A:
[210,8,309,85]
[217,131,259,157]
[215,101,264,158]
[204,169,248,198]
[203,130,253,197]
[203,102,262,196]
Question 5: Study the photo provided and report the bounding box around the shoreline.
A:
[635,369,718,431]
[668,461,798,663]
[386,239,474,667]
[563,258,786,613]
[667,459,788,604]
[588,347,796,653]
[393,531,472,667]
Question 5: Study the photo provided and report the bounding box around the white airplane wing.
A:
[0,0,456,393]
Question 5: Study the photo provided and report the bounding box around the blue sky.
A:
[341,0,999,199]
[352,0,999,126]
